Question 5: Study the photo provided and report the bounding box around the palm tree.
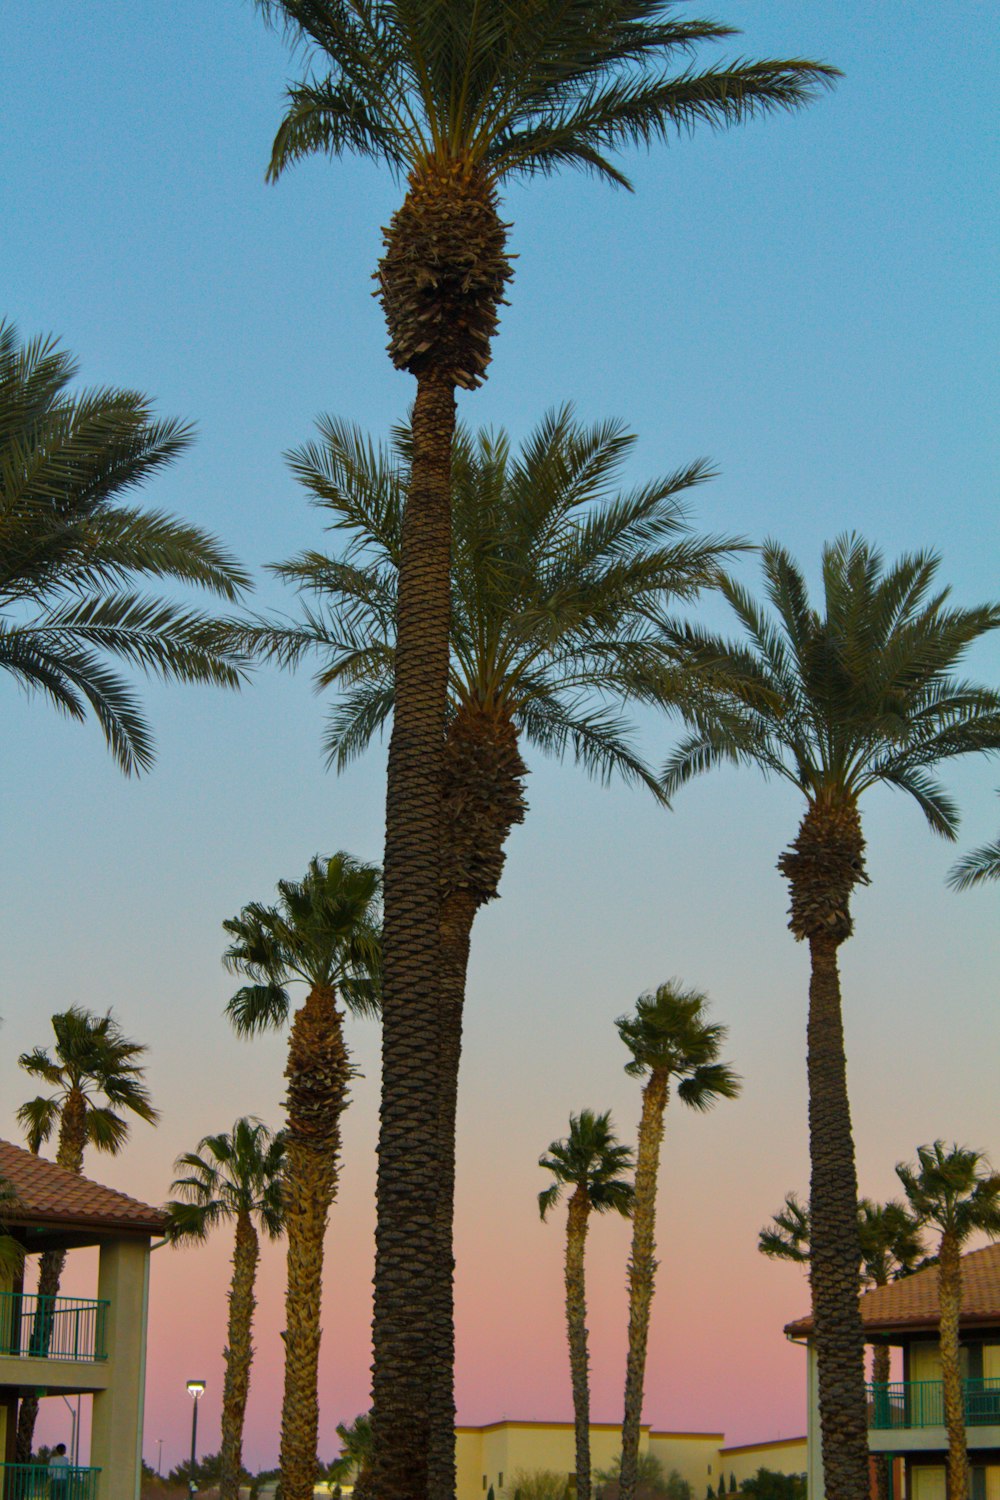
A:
[948,791,1000,889]
[327,1413,374,1500]
[166,1119,286,1500]
[539,1109,635,1500]
[615,983,740,1500]
[896,1143,1000,1500]
[0,319,249,773]
[233,404,740,1488]
[659,536,1000,1500]
[14,1006,157,1458]
[759,1192,924,1500]
[223,853,381,1500]
[253,8,837,1490]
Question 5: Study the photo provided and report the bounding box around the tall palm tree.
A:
[896,1143,1000,1500]
[948,791,1000,889]
[234,405,740,1490]
[253,9,836,1491]
[0,319,249,773]
[539,1109,635,1500]
[223,853,381,1500]
[14,1007,158,1458]
[166,1119,287,1500]
[615,983,739,1500]
[659,536,1000,1500]
[759,1193,924,1500]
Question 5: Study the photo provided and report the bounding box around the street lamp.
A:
[186,1380,206,1497]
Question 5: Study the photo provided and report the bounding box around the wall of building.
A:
[716,1438,808,1488]
[648,1432,725,1494]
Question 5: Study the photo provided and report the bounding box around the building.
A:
[786,1240,1000,1500]
[0,1138,167,1500]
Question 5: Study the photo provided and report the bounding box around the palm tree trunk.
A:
[620,1071,669,1500]
[805,932,870,1500]
[219,1209,260,1500]
[938,1233,969,1500]
[871,1345,891,1500]
[280,986,351,1500]
[16,1091,87,1460]
[371,368,456,1500]
[427,710,528,1500]
[566,1189,593,1500]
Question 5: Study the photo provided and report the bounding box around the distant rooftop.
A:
[0,1137,167,1235]
[785,1241,1000,1339]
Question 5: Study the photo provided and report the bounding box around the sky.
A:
[2,0,998,1477]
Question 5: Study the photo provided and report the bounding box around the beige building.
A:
[0,1138,166,1500]
[786,1240,1000,1500]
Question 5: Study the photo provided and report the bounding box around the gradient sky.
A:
[3,0,998,1478]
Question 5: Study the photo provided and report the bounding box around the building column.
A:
[90,1238,151,1500]
[806,1342,825,1500]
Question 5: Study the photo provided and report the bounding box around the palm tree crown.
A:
[240,407,736,794]
[224,853,382,1034]
[0,320,249,773]
[663,534,1000,865]
[17,1006,158,1164]
[539,1109,635,1220]
[616,982,740,1105]
[896,1143,1000,1245]
[166,1119,286,1244]
[759,1192,924,1286]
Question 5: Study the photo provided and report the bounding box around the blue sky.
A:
[3,0,998,1472]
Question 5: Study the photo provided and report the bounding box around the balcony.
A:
[0,1467,101,1500]
[0,1293,108,1363]
[868,1378,1000,1430]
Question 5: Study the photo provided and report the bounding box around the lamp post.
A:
[186,1380,206,1497]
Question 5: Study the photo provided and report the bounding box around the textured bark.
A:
[871,1344,891,1500]
[16,1090,87,1460]
[938,1234,969,1500]
[779,800,870,1500]
[373,164,512,1498]
[566,1190,593,1500]
[219,1210,260,1500]
[371,370,456,1500]
[620,1072,669,1500]
[427,708,528,1500]
[280,986,350,1500]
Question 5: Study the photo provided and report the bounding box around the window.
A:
[482,1478,487,1491]
[499,1477,504,1490]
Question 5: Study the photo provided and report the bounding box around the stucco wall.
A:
[649,1432,725,1494]
[717,1438,807,1487]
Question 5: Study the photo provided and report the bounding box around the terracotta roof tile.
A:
[0,1137,167,1234]
[785,1241,1000,1339]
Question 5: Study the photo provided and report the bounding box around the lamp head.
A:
[186,1380,206,1399]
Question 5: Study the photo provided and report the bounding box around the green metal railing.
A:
[0,1292,108,1362]
[0,1466,101,1500]
[867,1377,1000,1429]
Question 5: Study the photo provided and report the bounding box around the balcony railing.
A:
[0,1293,108,1362]
[868,1377,1000,1429]
[0,1466,101,1500]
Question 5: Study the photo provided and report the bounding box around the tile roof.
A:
[785,1241,1000,1338]
[0,1137,167,1234]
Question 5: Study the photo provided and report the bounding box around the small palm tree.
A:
[327,1413,373,1500]
[234,404,740,1488]
[615,983,740,1500]
[0,319,248,774]
[896,1143,1000,1500]
[660,536,1000,1500]
[948,791,1000,889]
[254,8,836,1491]
[759,1192,924,1500]
[14,1006,157,1459]
[539,1110,635,1500]
[223,853,381,1500]
[166,1119,286,1500]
